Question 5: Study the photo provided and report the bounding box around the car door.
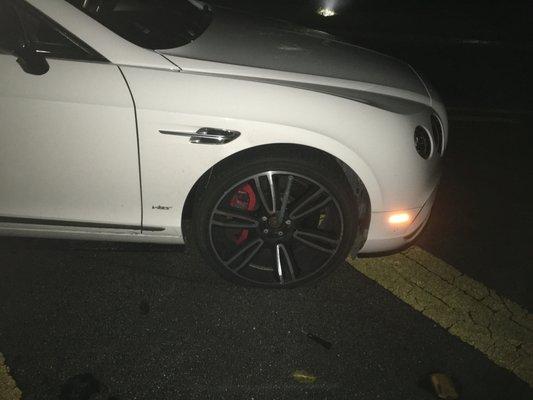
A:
[0,0,142,230]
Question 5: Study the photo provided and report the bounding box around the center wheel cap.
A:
[268,215,282,228]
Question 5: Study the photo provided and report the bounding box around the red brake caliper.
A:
[229,184,257,245]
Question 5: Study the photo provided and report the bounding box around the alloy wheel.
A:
[208,171,344,286]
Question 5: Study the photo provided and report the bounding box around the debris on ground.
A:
[302,329,332,349]
[430,373,459,399]
[292,370,317,384]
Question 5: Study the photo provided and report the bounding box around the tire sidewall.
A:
[192,156,358,288]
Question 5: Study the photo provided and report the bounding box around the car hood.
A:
[160,8,428,98]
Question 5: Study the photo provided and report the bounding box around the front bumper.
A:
[359,186,438,254]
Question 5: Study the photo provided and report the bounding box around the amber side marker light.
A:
[389,213,410,225]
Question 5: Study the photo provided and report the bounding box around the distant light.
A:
[317,7,336,17]
[388,213,410,225]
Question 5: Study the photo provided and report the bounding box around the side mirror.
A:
[14,41,49,76]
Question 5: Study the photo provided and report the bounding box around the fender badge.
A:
[152,205,172,211]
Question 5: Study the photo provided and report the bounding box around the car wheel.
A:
[192,152,358,288]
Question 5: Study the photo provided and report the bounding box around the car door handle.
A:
[159,127,241,145]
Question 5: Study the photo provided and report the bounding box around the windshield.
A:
[66,0,212,49]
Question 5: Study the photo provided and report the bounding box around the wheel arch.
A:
[181,143,372,250]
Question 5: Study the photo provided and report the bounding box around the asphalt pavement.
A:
[0,115,532,399]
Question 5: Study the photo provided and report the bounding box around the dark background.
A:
[211,0,533,112]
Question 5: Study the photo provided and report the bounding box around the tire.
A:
[192,150,359,288]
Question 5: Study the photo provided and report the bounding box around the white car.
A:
[0,0,447,287]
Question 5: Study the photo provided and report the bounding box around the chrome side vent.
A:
[189,128,240,145]
[159,127,241,145]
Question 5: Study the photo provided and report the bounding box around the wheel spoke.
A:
[289,188,332,220]
[279,175,294,221]
[275,244,284,283]
[212,210,258,229]
[293,230,339,254]
[267,172,277,213]
[224,238,264,272]
[254,172,277,215]
[275,243,296,284]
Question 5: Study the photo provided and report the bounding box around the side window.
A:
[13,1,105,62]
[0,2,24,54]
